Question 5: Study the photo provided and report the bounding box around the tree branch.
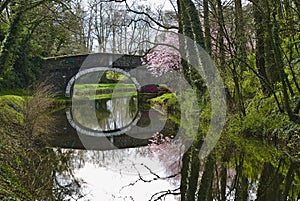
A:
[0,0,10,13]
[120,163,180,192]
[149,188,180,201]
[124,1,178,30]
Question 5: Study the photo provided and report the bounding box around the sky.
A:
[74,148,179,201]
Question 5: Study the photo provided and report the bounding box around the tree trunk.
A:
[282,162,297,201]
[253,0,269,94]
[0,11,23,77]
[256,161,284,201]
[197,154,215,201]
[216,0,225,70]
[234,0,247,72]
[203,0,212,55]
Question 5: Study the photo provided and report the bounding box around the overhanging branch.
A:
[124,1,178,30]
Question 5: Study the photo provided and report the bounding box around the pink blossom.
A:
[148,132,184,186]
[142,33,181,77]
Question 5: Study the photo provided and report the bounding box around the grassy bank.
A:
[149,92,300,159]
[0,86,84,200]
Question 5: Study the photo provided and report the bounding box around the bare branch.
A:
[120,163,180,192]
[124,1,178,30]
[0,0,10,13]
[149,188,180,201]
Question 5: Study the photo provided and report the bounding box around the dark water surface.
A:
[45,71,300,200]
[47,96,300,201]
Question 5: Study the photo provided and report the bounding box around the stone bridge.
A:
[39,53,176,150]
[40,53,148,96]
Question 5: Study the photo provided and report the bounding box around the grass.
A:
[0,95,24,124]
[0,88,33,96]
[73,83,137,100]
[74,83,136,91]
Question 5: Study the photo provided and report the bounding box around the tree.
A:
[0,0,88,88]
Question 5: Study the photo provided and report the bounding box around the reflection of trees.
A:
[73,70,139,132]
[256,161,284,201]
[73,97,137,131]
[110,97,137,130]
[146,136,300,201]
[95,99,111,130]
[197,154,215,201]
[53,149,86,200]
[71,147,149,168]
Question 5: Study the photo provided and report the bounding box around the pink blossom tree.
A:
[142,32,184,186]
[142,32,181,77]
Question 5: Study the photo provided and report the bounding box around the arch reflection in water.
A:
[67,68,141,136]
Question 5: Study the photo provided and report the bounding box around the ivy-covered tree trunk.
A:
[231,0,246,116]
[261,1,279,85]
[0,10,23,78]
[177,0,207,200]
[216,0,225,70]
[203,0,212,55]
[197,154,215,201]
[177,0,206,90]
[234,0,247,72]
[253,0,269,95]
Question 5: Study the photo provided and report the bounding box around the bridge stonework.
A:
[40,53,145,95]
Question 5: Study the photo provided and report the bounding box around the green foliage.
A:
[241,61,261,97]
[105,71,129,81]
[0,0,88,90]
[242,95,289,137]
[0,12,24,77]
[149,90,212,141]
[73,83,138,100]
[0,88,32,96]
[225,94,289,139]
[223,91,300,162]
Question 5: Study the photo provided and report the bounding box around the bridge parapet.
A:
[40,53,143,95]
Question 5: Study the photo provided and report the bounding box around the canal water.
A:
[48,71,300,201]
[51,98,300,201]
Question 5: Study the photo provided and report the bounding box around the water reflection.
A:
[73,97,138,132]
[70,147,181,201]
[50,101,300,201]
[52,69,300,200]
[69,137,300,201]
[71,69,139,134]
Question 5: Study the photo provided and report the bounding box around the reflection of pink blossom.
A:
[148,133,184,186]
[142,33,181,77]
